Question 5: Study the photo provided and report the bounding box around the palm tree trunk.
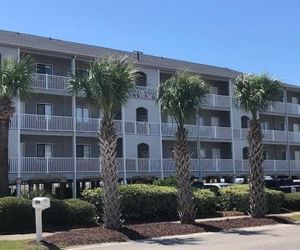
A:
[0,117,10,197]
[248,118,266,218]
[99,116,121,229]
[174,126,196,224]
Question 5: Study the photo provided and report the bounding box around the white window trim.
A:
[36,143,53,158]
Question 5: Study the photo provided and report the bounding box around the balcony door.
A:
[212,148,220,159]
[36,63,53,75]
[37,144,52,158]
[76,107,89,122]
[37,103,52,116]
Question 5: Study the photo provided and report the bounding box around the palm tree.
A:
[0,56,34,197]
[70,55,136,229]
[235,73,281,218]
[158,72,209,224]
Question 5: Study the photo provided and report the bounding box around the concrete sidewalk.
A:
[0,232,55,241]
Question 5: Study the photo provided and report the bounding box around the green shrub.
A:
[194,189,218,216]
[153,176,177,187]
[283,192,300,211]
[82,184,217,221]
[0,197,34,232]
[219,185,284,214]
[0,197,96,232]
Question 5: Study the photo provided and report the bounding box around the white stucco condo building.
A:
[1,30,300,195]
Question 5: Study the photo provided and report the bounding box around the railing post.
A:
[46,158,49,174]
[46,115,49,131]
[212,94,216,106]
[134,121,137,134]
[274,160,277,172]
[148,159,151,172]
[45,74,48,89]
[214,126,217,138]
[136,159,138,173]
[216,159,219,172]
[272,130,275,141]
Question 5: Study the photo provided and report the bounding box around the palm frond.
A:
[158,71,209,128]
[234,73,282,119]
[69,55,136,120]
[1,55,34,98]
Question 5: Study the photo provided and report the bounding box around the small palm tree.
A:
[70,55,136,229]
[0,56,34,197]
[158,72,209,224]
[235,73,281,218]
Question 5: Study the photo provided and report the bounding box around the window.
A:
[36,64,53,75]
[137,143,149,158]
[263,151,270,160]
[76,68,89,78]
[136,107,148,122]
[168,147,174,157]
[76,145,90,158]
[241,116,250,129]
[261,121,269,130]
[210,86,218,94]
[280,123,285,131]
[243,147,248,159]
[37,103,52,116]
[37,144,52,158]
[76,107,89,122]
[281,151,286,160]
[135,72,147,87]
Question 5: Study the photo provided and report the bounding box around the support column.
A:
[284,88,291,178]
[229,80,236,178]
[71,57,77,198]
[122,106,127,184]
[157,69,164,179]
[16,48,21,197]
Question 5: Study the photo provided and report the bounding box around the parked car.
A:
[203,183,233,193]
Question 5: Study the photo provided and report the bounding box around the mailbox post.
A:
[32,197,50,242]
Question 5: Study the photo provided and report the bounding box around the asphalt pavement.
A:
[68,224,300,250]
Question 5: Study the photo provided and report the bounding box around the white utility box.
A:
[32,197,51,242]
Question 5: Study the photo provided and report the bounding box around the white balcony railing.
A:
[234,128,288,142]
[286,103,300,115]
[266,101,286,114]
[161,123,232,139]
[8,157,300,175]
[32,73,70,91]
[31,73,158,100]
[202,94,231,108]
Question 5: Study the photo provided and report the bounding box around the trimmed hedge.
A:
[283,192,300,211]
[82,184,218,221]
[219,185,285,214]
[0,197,96,232]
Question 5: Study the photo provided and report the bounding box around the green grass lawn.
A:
[0,240,43,250]
[288,214,300,222]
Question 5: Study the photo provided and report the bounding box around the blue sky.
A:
[1,0,299,83]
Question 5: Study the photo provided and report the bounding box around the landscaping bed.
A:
[44,217,281,247]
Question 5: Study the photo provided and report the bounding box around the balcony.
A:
[202,94,231,108]
[266,101,286,114]
[234,128,288,142]
[286,103,300,116]
[235,160,290,173]
[31,73,157,100]
[161,123,232,139]
[32,73,70,92]
[8,158,299,176]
